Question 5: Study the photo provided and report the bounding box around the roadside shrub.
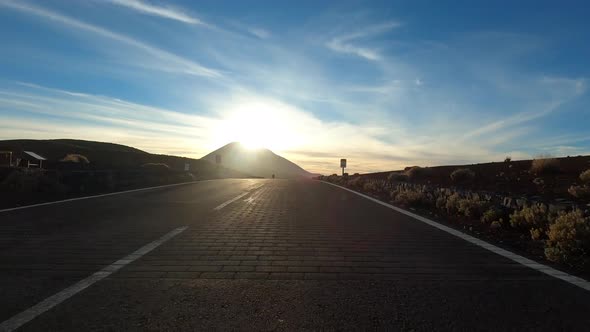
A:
[579,169,590,184]
[363,181,379,193]
[490,219,503,230]
[545,210,590,269]
[394,190,423,206]
[348,176,364,189]
[481,207,503,224]
[450,168,475,183]
[504,156,511,163]
[530,157,560,175]
[509,204,552,231]
[457,197,488,219]
[61,154,90,163]
[568,185,590,199]
[532,177,544,186]
[445,193,461,215]
[435,196,447,210]
[387,172,408,182]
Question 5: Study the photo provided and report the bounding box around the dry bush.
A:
[0,170,66,194]
[481,207,503,224]
[435,196,447,210]
[579,169,590,184]
[405,166,430,180]
[457,197,488,219]
[388,172,408,182]
[61,154,90,163]
[445,193,461,215]
[568,185,590,199]
[490,219,503,230]
[504,156,512,163]
[545,210,590,269]
[348,176,364,189]
[450,168,475,183]
[393,189,428,207]
[509,204,552,232]
[363,181,379,193]
[530,157,560,175]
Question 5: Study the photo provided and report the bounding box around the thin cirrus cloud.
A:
[106,0,205,25]
[326,21,400,61]
[0,0,221,78]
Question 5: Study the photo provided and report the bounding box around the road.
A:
[0,178,589,331]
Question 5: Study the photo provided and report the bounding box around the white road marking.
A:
[214,192,250,210]
[213,183,265,211]
[322,181,590,292]
[0,180,207,214]
[0,226,188,332]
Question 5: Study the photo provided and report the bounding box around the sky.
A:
[1,0,589,174]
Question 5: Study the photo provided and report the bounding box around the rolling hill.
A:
[0,139,248,177]
[202,142,313,178]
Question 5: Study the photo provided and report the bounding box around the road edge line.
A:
[0,180,210,213]
[321,180,590,292]
[0,226,188,332]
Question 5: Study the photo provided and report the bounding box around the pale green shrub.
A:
[509,204,551,229]
[545,210,590,268]
[580,169,590,183]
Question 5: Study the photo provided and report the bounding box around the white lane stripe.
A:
[321,181,590,292]
[0,226,188,332]
[213,183,265,211]
[0,180,207,214]
[214,192,249,210]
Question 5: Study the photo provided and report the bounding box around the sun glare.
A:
[213,101,301,152]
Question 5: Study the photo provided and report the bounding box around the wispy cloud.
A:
[326,21,399,61]
[107,0,204,25]
[0,0,221,78]
[247,27,271,39]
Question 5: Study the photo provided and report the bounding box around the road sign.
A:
[340,159,347,168]
[184,163,190,171]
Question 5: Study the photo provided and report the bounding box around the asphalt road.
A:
[0,178,589,331]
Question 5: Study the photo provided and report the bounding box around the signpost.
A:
[340,158,347,176]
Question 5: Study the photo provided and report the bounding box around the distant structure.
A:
[20,151,46,168]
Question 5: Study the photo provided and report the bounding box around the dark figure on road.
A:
[272,174,275,179]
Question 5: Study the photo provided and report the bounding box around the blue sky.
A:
[1,0,589,174]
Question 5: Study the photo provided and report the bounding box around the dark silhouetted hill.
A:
[0,139,248,177]
[202,142,313,178]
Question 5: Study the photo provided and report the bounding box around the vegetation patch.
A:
[530,157,560,175]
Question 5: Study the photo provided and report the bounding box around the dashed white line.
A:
[214,183,265,211]
[0,226,188,332]
[322,181,590,292]
[214,192,250,210]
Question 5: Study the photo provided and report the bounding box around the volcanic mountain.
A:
[202,142,313,178]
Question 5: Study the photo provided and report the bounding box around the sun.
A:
[213,101,300,151]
